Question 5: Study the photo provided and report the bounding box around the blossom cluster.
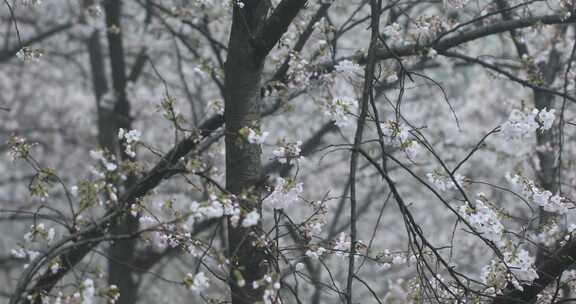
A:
[184,272,210,293]
[302,200,328,237]
[383,23,403,44]
[272,139,302,164]
[332,232,351,257]
[252,273,282,304]
[501,108,555,141]
[531,222,561,247]
[381,120,420,159]
[241,127,269,145]
[305,245,326,259]
[33,278,119,304]
[24,223,55,244]
[335,60,363,79]
[459,193,540,294]
[458,197,504,244]
[481,247,538,293]
[506,173,571,214]
[322,96,357,128]
[287,53,314,88]
[7,135,34,161]
[264,177,303,210]
[11,222,57,272]
[118,128,142,158]
[427,169,465,191]
[16,47,44,63]
[138,194,243,249]
[241,209,260,228]
[89,149,118,173]
[377,249,418,271]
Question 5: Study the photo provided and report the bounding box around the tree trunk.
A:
[224,1,270,303]
[102,1,139,303]
[533,50,561,264]
[495,0,562,265]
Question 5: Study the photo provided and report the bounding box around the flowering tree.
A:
[2,0,576,304]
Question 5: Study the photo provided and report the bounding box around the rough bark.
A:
[223,1,307,302]
[224,2,270,303]
[533,52,561,264]
[102,1,139,303]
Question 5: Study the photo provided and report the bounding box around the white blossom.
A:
[532,222,561,246]
[90,150,117,172]
[28,250,40,261]
[502,108,556,141]
[189,272,210,293]
[208,99,224,115]
[50,262,60,274]
[333,232,350,257]
[507,173,570,214]
[427,170,465,191]
[386,74,398,83]
[199,200,225,219]
[335,60,363,78]
[263,289,281,304]
[323,96,357,128]
[481,248,538,291]
[392,255,407,265]
[501,109,539,140]
[272,140,302,163]
[381,121,421,159]
[85,4,103,17]
[264,177,303,209]
[118,128,141,143]
[139,215,155,226]
[537,108,555,130]
[412,22,434,40]
[118,129,141,157]
[16,47,44,62]
[295,262,305,272]
[10,248,27,259]
[305,246,326,259]
[383,23,403,44]
[24,223,55,243]
[381,120,410,145]
[458,199,503,244]
[81,279,95,304]
[246,128,269,145]
[241,210,260,227]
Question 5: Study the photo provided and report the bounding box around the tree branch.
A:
[0,22,72,62]
[255,0,308,58]
[316,13,576,68]
[10,114,224,304]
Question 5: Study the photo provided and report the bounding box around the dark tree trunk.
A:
[533,53,561,266]
[496,0,562,266]
[102,1,139,303]
[224,1,270,303]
